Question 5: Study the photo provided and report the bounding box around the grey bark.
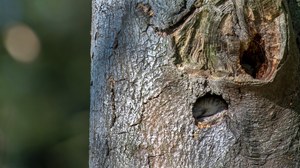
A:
[90,0,300,167]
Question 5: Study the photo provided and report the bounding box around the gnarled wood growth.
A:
[90,0,300,167]
[172,0,285,83]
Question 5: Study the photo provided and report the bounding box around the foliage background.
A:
[0,0,90,167]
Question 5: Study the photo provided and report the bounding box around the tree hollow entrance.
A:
[240,34,267,79]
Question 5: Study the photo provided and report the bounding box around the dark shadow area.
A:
[240,34,266,78]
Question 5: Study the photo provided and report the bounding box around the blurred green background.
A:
[0,0,90,168]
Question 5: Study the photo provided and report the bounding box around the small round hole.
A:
[192,94,228,125]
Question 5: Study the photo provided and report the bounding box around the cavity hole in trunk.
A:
[240,34,266,78]
[192,94,228,125]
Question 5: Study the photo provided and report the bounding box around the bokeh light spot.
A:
[4,23,41,63]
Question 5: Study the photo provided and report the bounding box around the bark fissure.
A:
[108,76,117,128]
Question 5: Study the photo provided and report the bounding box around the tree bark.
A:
[90,0,300,167]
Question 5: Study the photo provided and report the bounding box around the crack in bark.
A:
[129,113,144,127]
[142,82,171,106]
[108,76,117,128]
[103,139,111,166]
[112,30,121,49]
[116,131,128,134]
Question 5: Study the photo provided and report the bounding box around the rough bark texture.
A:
[90,0,300,167]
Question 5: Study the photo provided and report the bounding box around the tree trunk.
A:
[90,0,300,167]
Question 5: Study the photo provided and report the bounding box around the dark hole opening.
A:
[296,32,300,51]
[192,94,228,124]
[240,34,266,78]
